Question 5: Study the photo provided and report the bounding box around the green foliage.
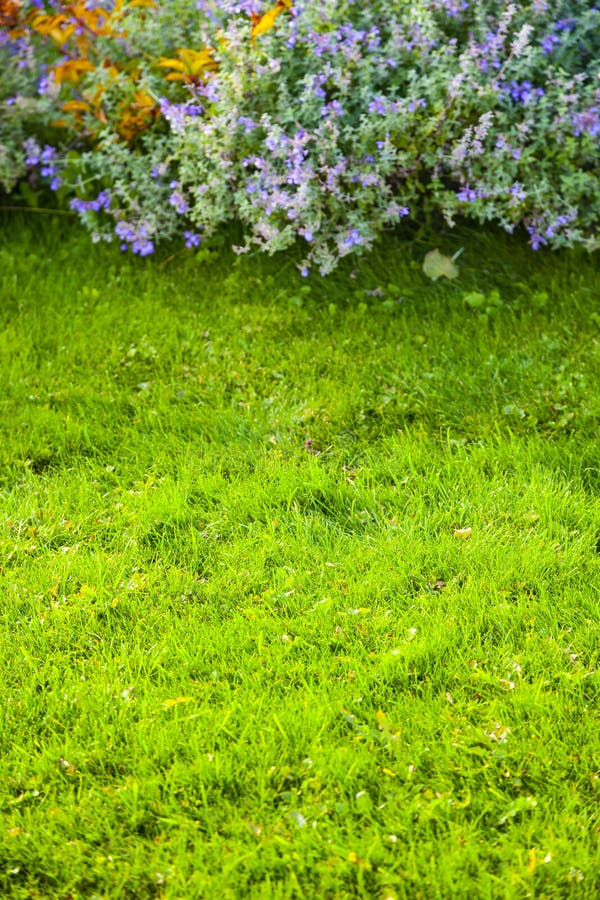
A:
[1,1,599,273]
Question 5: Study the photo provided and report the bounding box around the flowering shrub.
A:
[1,1,599,272]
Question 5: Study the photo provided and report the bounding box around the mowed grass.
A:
[0,214,599,899]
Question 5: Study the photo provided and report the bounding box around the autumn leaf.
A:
[454,526,472,540]
[251,0,292,38]
[132,90,156,109]
[28,12,75,45]
[0,0,22,29]
[422,248,459,280]
[50,58,95,85]
[61,100,92,114]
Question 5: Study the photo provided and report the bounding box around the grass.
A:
[0,214,599,899]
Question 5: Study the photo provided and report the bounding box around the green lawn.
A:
[1,215,599,898]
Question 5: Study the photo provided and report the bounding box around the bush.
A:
[1,0,599,272]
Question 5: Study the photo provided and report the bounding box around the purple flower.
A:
[368,97,387,115]
[457,186,477,203]
[168,182,190,215]
[541,34,560,54]
[526,226,547,250]
[508,183,526,203]
[321,100,344,118]
[95,190,111,210]
[69,190,111,214]
[386,203,410,218]
[159,98,203,134]
[115,221,135,242]
[554,18,577,33]
[572,107,600,138]
[343,228,362,248]
[238,116,258,134]
[132,239,154,257]
[23,138,40,167]
[184,231,202,248]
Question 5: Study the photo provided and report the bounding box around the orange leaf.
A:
[61,100,91,113]
[132,90,155,108]
[0,0,22,29]
[50,58,95,85]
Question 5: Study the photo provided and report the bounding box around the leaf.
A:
[61,100,91,113]
[454,526,472,540]
[162,696,193,709]
[50,58,95,85]
[157,48,217,81]
[251,0,292,38]
[132,90,156,109]
[157,56,187,72]
[0,0,22,29]
[423,248,459,281]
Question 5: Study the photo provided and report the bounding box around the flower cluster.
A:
[1,0,599,272]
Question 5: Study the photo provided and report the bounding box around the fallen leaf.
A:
[423,248,459,280]
[162,696,193,709]
[454,526,472,540]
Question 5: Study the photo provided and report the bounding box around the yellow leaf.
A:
[381,767,397,777]
[251,1,292,39]
[61,100,91,113]
[454,526,472,540]
[162,696,194,709]
[132,90,155,108]
[157,48,216,80]
[157,57,187,72]
[50,58,95,85]
[251,7,280,37]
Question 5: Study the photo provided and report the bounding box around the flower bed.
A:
[1,1,599,273]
